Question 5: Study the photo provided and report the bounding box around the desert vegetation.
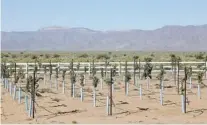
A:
[1,51,207,63]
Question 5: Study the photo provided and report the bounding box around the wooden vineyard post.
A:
[180,63,184,94]
[70,70,76,98]
[189,66,192,89]
[133,57,136,85]
[80,74,84,102]
[133,56,139,85]
[26,62,28,79]
[138,59,141,79]
[125,61,127,95]
[119,61,121,76]
[158,64,165,106]
[88,63,91,76]
[44,66,46,85]
[111,64,117,93]
[184,67,187,113]
[181,67,187,113]
[92,59,95,77]
[70,59,74,97]
[205,61,207,79]
[1,62,6,88]
[84,66,87,85]
[32,71,35,118]
[109,68,113,116]
[55,67,59,90]
[28,69,43,118]
[174,61,177,85]
[34,59,37,75]
[92,76,98,107]
[49,60,52,88]
[177,60,180,94]
[105,59,107,77]
[171,60,174,76]
[58,63,60,72]
[62,70,66,94]
[14,63,17,84]
[101,68,104,90]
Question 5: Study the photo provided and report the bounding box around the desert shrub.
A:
[53,54,60,58]
[2,53,9,58]
[78,53,89,58]
[176,56,182,62]
[39,54,44,57]
[195,52,205,60]
[45,54,50,59]
[11,54,17,58]
[186,54,194,57]
[169,54,176,58]
[23,54,30,58]
[113,54,117,58]
[31,55,38,59]
[96,54,110,60]
[133,56,139,62]
[150,53,155,57]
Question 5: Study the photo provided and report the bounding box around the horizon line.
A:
[1,24,207,32]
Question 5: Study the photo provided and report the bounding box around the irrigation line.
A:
[34,100,55,114]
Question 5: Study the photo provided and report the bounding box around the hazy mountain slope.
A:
[1,25,207,51]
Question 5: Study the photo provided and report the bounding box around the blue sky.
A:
[1,0,207,31]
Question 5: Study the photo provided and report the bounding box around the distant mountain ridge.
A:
[1,24,207,51]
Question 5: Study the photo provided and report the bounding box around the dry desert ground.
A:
[1,73,207,124]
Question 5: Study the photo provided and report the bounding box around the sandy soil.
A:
[1,73,207,124]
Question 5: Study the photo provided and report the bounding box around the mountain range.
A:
[1,24,207,51]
